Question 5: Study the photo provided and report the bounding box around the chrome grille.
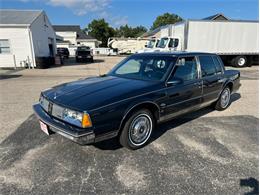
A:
[40,95,63,119]
[40,96,49,112]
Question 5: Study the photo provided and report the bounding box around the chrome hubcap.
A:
[129,114,152,146]
[220,88,230,108]
[238,58,246,66]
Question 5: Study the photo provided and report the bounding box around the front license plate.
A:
[39,121,49,135]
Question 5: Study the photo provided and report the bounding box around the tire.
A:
[215,87,231,111]
[232,56,248,67]
[119,109,154,150]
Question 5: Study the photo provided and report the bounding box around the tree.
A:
[151,13,183,30]
[132,26,147,37]
[115,25,147,38]
[86,19,115,47]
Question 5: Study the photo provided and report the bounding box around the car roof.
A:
[134,51,217,57]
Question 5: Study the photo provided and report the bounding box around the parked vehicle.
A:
[75,46,93,62]
[144,20,259,67]
[137,38,160,53]
[57,47,70,59]
[108,37,148,54]
[33,52,241,149]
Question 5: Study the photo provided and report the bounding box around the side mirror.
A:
[166,79,182,86]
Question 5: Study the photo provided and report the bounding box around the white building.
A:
[0,9,56,68]
[53,25,100,55]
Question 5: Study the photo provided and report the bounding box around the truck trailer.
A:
[150,20,259,67]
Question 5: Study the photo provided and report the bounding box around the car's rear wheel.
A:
[215,87,231,111]
[119,109,154,150]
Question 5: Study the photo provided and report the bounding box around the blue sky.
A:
[1,0,259,29]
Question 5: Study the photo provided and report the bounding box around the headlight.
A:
[62,108,92,128]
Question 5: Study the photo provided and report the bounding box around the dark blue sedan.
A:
[33,52,241,149]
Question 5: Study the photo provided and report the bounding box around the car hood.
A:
[43,75,160,111]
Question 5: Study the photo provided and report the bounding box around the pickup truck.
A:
[75,46,94,63]
[33,52,241,150]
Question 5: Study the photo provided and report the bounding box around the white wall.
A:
[56,31,77,45]
[78,40,97,48]
[0,27,32,68]
[30,12,57,58]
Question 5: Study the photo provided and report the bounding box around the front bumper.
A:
[33,104,95,145]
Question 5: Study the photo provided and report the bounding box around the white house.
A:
[53,25,100,55]
[0,9,56,68]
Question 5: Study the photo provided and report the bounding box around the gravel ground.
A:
[0,56,258,194]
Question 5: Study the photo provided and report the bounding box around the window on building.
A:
[0,40,10,54]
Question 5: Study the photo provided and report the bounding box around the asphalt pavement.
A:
[0,57,258,194]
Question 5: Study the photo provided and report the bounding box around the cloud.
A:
[18,0,128,26]
[99,11,128,27]
[47,0,110,16]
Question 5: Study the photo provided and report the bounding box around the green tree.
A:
[151,13,183,30]
[86,19,115,47]
[115,25,147,38]
[132,26,147,37]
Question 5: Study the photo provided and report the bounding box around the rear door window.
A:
[169,56,198,82]
[212,56,223,74]
[199,56,217,77]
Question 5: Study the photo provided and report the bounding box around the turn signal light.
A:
[82,113,92,128]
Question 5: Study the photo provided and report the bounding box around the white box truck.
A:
[153,20,259,67]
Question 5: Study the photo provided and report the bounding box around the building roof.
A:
[142,26,163,38]
[202,13,229,21]
[0,9,42,25]
[53,25,95,40]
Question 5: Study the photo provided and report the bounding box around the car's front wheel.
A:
[119,109,154,150]
[215,87,231,111]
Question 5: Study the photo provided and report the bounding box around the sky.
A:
[1,0,259,29]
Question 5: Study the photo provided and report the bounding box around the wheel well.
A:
[226,82,233,92]
[119,102,160,131]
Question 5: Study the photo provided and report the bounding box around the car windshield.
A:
[157,38,169,48]
[147,40,156,48]
[108,55,176,81]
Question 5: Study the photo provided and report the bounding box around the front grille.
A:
[77,51,90,55]
[40,96,63,119]
[40,96,49,112]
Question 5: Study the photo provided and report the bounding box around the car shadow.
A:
[240,177,259,195]
[94,93,241,150]
[0,74,22,80]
